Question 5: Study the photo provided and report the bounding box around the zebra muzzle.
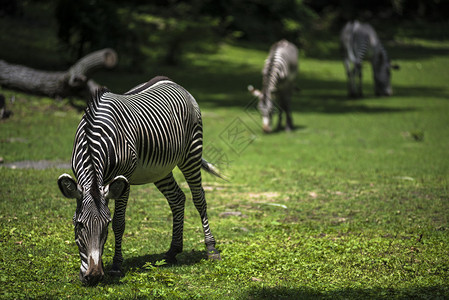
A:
[262,116,272,133]
[82,252,104,285]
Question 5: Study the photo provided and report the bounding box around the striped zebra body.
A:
[341,21,398,97]
[58,76,221,285]
[249,39,298,133]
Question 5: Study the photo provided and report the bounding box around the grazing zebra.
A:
[57,76,222,285]
[248,39,298,133]
[340,20,399,98]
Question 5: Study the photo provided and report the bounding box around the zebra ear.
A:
[248,85,262,99]
[58,174,82,199]
[391,64,400,70]
[105,176,129,200]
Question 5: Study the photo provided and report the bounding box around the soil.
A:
[1,160,71,170]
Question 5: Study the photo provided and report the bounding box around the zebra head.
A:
[57,173,129,285]
[248,85,274,133]
[373,47,400,96]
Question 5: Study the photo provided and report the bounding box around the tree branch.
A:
[0,48,117,99]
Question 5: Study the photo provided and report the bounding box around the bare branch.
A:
[0,48,117,99]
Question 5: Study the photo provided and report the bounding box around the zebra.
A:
[248,39,298,133]
[57,76,222,285]
[340,20,399,98]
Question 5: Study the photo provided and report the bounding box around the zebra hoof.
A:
[164,246,181,264]
[262,126,272,134]
[109,264,123,277]
[207,248,221,261]
[164,255,178,265]
[109,269,123,277]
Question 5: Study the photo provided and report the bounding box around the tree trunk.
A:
[0,48,117,99]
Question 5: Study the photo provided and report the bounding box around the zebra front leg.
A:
[181,167,221,261]
[276,110,283,132]
[355,62,363,98]
[285,109,293,132]
[155,173,186,264]
[282,94,294,132]
[110,187,130,276]
[344,59,356,98]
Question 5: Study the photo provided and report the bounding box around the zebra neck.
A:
[373,43,388,64]
[262,69,279,101]
[77,154,104,189]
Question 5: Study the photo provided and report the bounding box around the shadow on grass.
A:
[101,249,207,285]
[292,75,448,114]
[388,43,449,61]
[158,55,446,115]
[105,249,206,272]
[244,285,449,299]
[296,97,416,114]
[171,70,417,115]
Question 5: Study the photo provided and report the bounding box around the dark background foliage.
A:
[2,0,448,67]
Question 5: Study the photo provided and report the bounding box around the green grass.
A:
[1,7,449,299]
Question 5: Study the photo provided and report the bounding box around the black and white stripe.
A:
[341,20,395,97]
[64,76,221,284]
[249,39,298,133]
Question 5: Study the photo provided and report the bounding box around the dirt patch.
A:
[248,192,280,200]
[1,160,71,170]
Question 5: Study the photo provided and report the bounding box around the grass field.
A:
[1,8,449,299]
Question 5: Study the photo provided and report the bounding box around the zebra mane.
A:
[262,42,285,104]
[125,76,172,95]
[262,49,277,97]
[265,54,276,81]
[82,87,110,200]
[86,87,109,115]
[84,86,110,133]
[371,42,390,69]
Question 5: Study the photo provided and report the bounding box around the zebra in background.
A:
[248,39,298,133]
[340,20,400,98]
[57,76,222,285]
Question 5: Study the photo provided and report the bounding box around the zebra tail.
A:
[201,158,228,181]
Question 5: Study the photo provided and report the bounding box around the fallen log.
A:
[0,48,117,99]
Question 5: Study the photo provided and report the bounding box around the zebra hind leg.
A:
[179,161,221,261]
[154,172,186,264]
